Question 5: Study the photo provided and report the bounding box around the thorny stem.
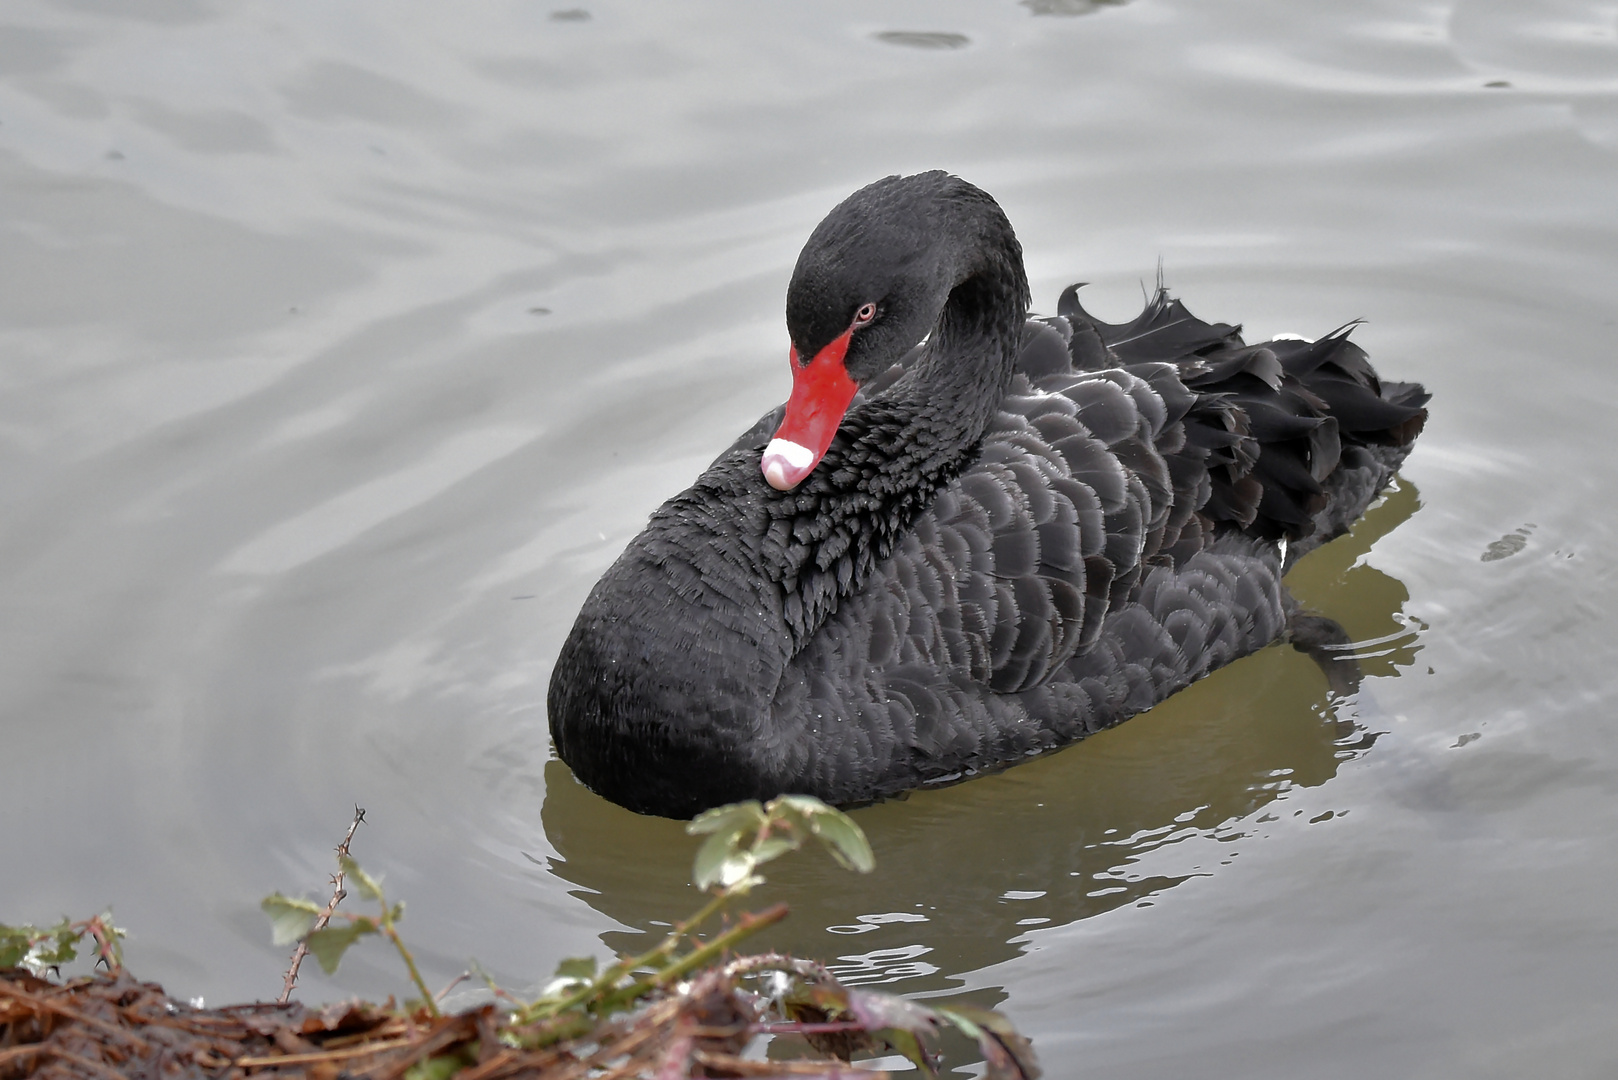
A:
[78,916,122,973]
[279,806,365,1005]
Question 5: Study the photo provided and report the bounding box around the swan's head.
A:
[763,172,996,491]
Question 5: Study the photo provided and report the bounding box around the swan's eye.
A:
[852,302,878,326]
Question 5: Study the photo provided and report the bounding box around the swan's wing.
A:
[786,289,1428,705]
[772,290,1425,797]
[779,326,1205,726]
[769,352,1206,788]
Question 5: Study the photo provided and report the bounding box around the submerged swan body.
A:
[548,173,1427,818]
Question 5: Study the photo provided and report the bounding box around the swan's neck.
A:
[765,249,1029,647]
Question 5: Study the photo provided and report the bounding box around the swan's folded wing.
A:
[768,290,1424,799]
[785,319,1229,722]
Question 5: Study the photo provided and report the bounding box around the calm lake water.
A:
[4,1,1618,1075]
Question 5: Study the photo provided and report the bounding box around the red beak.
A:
[761,328,858,491]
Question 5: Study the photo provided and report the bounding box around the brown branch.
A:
[723,953,834,982]
[0,1044,45,1068]
[277,805,365,1005]
[450,1047,526,1080]
[0,981,151,1052]
[33,1045,129,1080]
[754,1021,872,1036]
[364,1016,476,1080]
[231,1036,413,1067]
[317,1020,413,1049]
[112,1011,242,1039]
[654,1027,695,1080]
[692,1049,882,1078]
[434,971,473,1003]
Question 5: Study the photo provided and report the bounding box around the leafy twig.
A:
[0,913,124,975]
[261,853,441,1018]
[520,795,873,1025]
[248,795,1035,1078]
[277,805,365,1005]
[597,903,789,1011]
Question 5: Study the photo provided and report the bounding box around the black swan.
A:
[548,172,1428,819]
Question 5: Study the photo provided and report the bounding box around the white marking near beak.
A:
[762,438,816,491]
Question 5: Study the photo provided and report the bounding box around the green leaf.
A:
[934,1005,1040,1080]
[86,914,125,967]
[936,1005,981,1040]
[749,836,800,869]
[538,953,600,999]
[339,855,383,902]
[933,1002,1013,1036]
[840,988,940,1079]
[404,1051,473,1080]
[305,918,378,974]
[723,849,766,888]
[783,981,854,1028]
[764,797,813,837]
[0,926,36,968]
[807,809,874,874]
[692,829,741,891]
[772,794,833,818]
[35,922,81,966]
[686,800,764,836]
[726,871,765,895]
[261,894,323,946]
[879,1026,936,1079]
[553,956,597,982]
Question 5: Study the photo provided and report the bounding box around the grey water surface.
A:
[3,1,1617,1076]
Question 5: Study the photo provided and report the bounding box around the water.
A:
[3,1,1617,1075]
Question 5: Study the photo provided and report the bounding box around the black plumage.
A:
[548,172,1428,818]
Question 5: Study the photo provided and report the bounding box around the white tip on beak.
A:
[761,438,816,491]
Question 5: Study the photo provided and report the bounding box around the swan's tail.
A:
[1253,329,1429,562]
[1047,285,1428,560]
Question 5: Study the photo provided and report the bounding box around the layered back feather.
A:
[759,287,1426,804]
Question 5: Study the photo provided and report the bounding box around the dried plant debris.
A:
[0,952,1035,1080]
[2,797,1038,1079]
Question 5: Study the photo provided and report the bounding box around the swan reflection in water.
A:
[538,479,1422,1000]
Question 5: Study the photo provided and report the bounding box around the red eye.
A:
[853,302,878,326]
